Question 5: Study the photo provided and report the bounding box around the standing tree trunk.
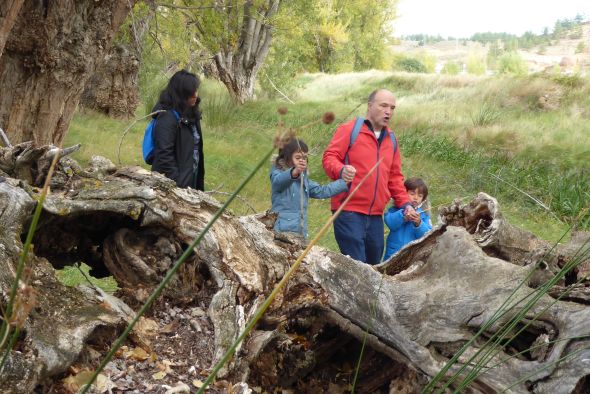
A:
[0,0,24,58]
[79,44,140,118]
[0,0,135,145]
[208,0,280,104]
[80,3,155,118]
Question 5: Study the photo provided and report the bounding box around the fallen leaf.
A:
[161,320,180,334]
[115,345,128,358]
[152,370,167,380]
[125,347,149,361]
[95,374,115,393]
[156,360,174,373]
[192,379,203,388]
[149,352,158,363]
[68,365,81,374]
[130,316,159,349]
[165,382,190,393]
[61,369,104,392]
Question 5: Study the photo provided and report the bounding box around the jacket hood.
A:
[151,103,167,119]
[151,97,202,120]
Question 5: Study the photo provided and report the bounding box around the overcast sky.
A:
[394,0,590,38]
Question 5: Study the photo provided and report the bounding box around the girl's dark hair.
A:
[158,70,201,119]
[275,138,309,168]
[404,177,428,200]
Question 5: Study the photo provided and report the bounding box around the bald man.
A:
[322,89,416,264]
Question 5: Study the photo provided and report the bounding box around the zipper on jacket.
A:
[367,132,382,215]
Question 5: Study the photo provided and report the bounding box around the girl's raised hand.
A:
[291,151,308,178]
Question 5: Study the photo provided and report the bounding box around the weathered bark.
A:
[80,44,140,118]
[0,179,131,393]
[80,3,154,118]
[1,143,590,392]
[0,0,135,145]
[208,0,280,104]
[0,0,24,58]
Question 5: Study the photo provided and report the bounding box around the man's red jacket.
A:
[322,118,410,215]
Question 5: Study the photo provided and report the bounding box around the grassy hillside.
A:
[66,71,590,251]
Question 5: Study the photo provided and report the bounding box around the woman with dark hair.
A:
[151,70,205,190]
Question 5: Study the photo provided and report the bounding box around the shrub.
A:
[498,52,528,76]
[441,61,461,75]
[417,52,437,73]
[466,54,486,75]
[395,57,427,73]
[552,74,585,89]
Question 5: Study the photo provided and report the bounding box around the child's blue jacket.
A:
[270,165,347,237]
[383,206,432,260]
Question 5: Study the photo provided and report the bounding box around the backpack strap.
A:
[345,117,365,165]
[345,117,397,165]
[389,130,397,153]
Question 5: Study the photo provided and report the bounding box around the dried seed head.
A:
[274,128,297,149]
[273,133,283,149]
[277,107,288,115]
[322,112,335,124]
[285,128,296,141]
[12,283,37,328]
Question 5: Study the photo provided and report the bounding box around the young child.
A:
[270,138,349,238]
[383,178,433,260]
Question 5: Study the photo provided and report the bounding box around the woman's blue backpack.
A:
[142,110,180,164]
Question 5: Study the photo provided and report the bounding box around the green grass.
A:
[65,71,589,261]
[19,65,583,394]
[56,263,119,294]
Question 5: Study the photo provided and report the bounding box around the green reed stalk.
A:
[431,234,590,393]
[448,238,590,392]
[500,344,590,393]
[81,147,275,394]
[0,150,61,372]
[461,335,588,372]
[423,227,573,393]
[196,158,384,394]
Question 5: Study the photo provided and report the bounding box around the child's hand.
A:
[403,206,420,225]
[291,161,307,178]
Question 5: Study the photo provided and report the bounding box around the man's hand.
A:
[341,165,356,183]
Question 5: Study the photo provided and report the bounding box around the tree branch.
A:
[263,73,294,104]
[0,128,12,147]
[239,3,256,67]
[155,3,237,11]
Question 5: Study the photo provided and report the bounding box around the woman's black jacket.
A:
[150,104,204,190]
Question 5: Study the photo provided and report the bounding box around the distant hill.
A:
[395,22,590,75]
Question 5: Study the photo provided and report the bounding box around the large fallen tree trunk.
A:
[0,143,589,393]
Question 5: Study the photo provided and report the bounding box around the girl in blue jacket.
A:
[271,138,348,238]
[383,178,432,260]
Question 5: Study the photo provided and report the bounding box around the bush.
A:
[498,52,528,76]
[395,57,428,73]
[417,52,437,73]
[441,61,461,75]
[466,54,486,75]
